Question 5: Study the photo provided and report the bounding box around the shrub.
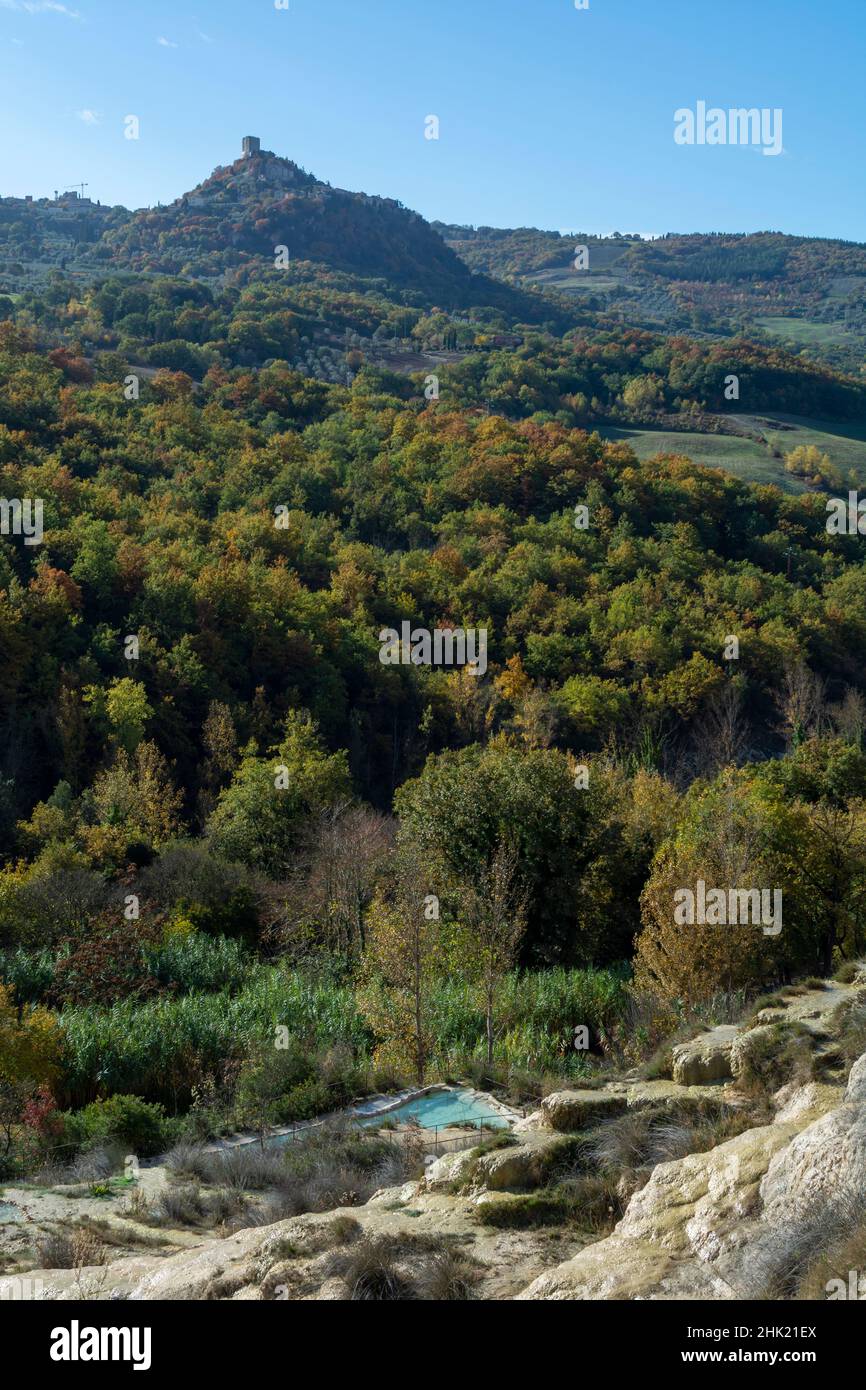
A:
[329,1236,417,1301]
[203,1187,250,1228]
[0,867,107,950]
[734,1022,814,1096]
[163,1142,213,1182]
[478,1177,620,1232]
[585,1107,721,1177]
[279,1077,332,1124]
[35,1226,106,1270]
[248,1192,303,1227]
[837,1002,866,1066]
[138,1184,253,1231]
[476,1191,573,1229]
[328,1214,363,1244]
[137,845,254,914]
[536,1134,592,1182]
[35,1229,76,1269]
[834,961,862,984]
[23,1142,124,1189]
[200,1145,290,1193]
[48,917,161,1009]
[233,1038,362,1133]
[66,1144,124,1182]
[796,1220,866,1300]
[416,1248,482,1301]
[153,1183,207,1227]
[471,1132,518,1158]
[67,1095,170,1158]
[183,890,261,942]
[738,1182,866,1299]
[554,1175,622,1232]
[746,994,788,1021]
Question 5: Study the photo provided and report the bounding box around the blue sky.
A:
[1,0,864,240]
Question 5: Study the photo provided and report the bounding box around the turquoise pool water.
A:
[257,1086,512,1148]
[358,1088,510,1131]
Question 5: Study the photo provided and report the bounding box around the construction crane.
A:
[64,183,89,198]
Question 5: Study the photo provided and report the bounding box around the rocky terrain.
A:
[2,969,864,1302]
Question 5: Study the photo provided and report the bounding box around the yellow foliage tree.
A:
[634,778,783,1004]
[0,984,63,1089]
[358,844,448,1085]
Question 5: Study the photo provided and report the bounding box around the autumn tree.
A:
[265,803,394,959]
[784,443,841,488]
[358,842,448,1085]
[0,984,62,1106]
[459,839,528,1065]
[634,773,784,1004]
[689,675,750,777]
[791,799,866,972]
[86,740,183,861]
[775,661,828,750]
[197,700,238,822]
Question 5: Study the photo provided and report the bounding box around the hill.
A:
[435,225,866,375]
[0,142,559,327]
[107,145,476,299]
[4,150,866,497]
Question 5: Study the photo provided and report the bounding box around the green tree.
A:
[106,678,153,754]
[208,710,351,872]
[395,741,637,964]
[70,519,119,601]
[754,740,866,973]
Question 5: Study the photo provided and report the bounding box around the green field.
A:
[598,426,804,491]
[528,268,623,294]
[601,414,866,492]
[756,316,859,350]
[740,413,866,484]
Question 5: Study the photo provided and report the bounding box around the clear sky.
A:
[1,0,865,240]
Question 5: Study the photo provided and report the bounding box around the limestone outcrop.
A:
[672,1026,738,1085]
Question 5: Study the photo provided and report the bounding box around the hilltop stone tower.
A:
[242,136,261,159]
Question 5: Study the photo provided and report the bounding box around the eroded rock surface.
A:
[672,1026,738,1085]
